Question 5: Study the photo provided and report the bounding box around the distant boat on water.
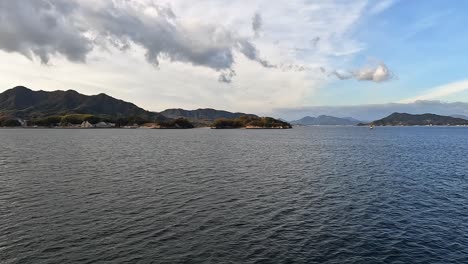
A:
[369,123,375,129]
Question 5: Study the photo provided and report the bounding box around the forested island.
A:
[211,116,292,129]
[0,86,291,129]
[360,113,468,126]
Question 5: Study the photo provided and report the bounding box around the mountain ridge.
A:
[450,114,468,120]
[0,86,290,128]
[0,86,166,120]
[160,108,257,122]
[290,115,361,125]
[368,112,468,126]
[276,100,468,121]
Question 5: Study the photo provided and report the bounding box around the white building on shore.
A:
[80,121,93,128]
[95,122,115,128]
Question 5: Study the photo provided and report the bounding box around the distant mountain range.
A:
[275,100,468,121]
[160,108,256,122]
[0,86,166,120]
[368,113,468,126]
[290,115,362,125]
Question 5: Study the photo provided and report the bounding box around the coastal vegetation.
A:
[211,116,292,129]
[156,118,195,129]
[0,86,291,129]
[29,114,152,127]
[159,108,258,127]
[0,119,21,127]
[361,113,468,126]
[160,108,256,121]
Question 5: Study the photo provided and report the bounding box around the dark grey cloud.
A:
[252,12,262,38]
[273,101,468,121]
[0,0,92,64]
[0,0,273,82]
[278,63,309,72]
[236,39,273,67]
[83,1,241,70]
[330,70,352,80]
[311,37,320,47]
[218,69,236,83]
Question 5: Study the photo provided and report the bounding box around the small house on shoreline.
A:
[79,121,115,128]
[80,121,93,128]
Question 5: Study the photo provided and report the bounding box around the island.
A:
[290,115,362,126]
[211,116,292,129]
[0,86,291,129]
[360,112,468,126]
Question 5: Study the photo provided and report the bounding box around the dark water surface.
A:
[1,127,468,263]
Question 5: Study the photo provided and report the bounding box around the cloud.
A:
[325,62,395,82]
[0,0,274,82]
[252,12,262,38]
[353,63,394,82]
[330,70,352,80]
[0,0,92,64]
[369,0,397,15]
[311,37,320,48]
[83,1,245,70]
[399,80,468,103]
[0,0,374,86]
[218,69,236,83]
[0,0,387,114]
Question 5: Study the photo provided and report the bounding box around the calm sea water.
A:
[1,127,468,264]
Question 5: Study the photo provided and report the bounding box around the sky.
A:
[1,0,468,119]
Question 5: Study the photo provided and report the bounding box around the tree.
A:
[212,118,243,129]
[3,119,21,127]
[172,118,195,128]
[84,115,101,124]
[60,114,94,125]
[34,116,62,127]
[211,116,292,129]
[157,118,194,128]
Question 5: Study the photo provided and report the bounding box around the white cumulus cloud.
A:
[326,62,395,82]
[0,0,396,114]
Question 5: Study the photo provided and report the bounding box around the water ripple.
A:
[1,127,468,263]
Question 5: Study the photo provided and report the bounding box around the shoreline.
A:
[0,126,292,129]
[3,125,468,130]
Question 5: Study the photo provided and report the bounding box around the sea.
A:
[1,127,468,264]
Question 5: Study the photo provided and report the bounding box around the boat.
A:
[369,123,375,129]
